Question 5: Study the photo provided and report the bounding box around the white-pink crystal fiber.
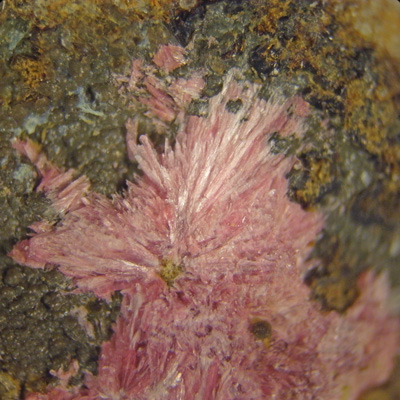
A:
[10,71,398,400]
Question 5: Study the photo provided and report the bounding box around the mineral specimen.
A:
[10,70,398,399]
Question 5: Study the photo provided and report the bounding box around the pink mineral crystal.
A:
[11,71,399,399]
[115,52,205,131]
[152,44,187,73]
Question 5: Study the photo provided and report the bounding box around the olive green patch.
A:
[0,372,20,400]
[226,99,243,114]
[250,319,272,340]
[158,259,184,286]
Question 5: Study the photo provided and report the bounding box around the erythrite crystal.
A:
[11,70,398,400]
[152,44,187,73]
